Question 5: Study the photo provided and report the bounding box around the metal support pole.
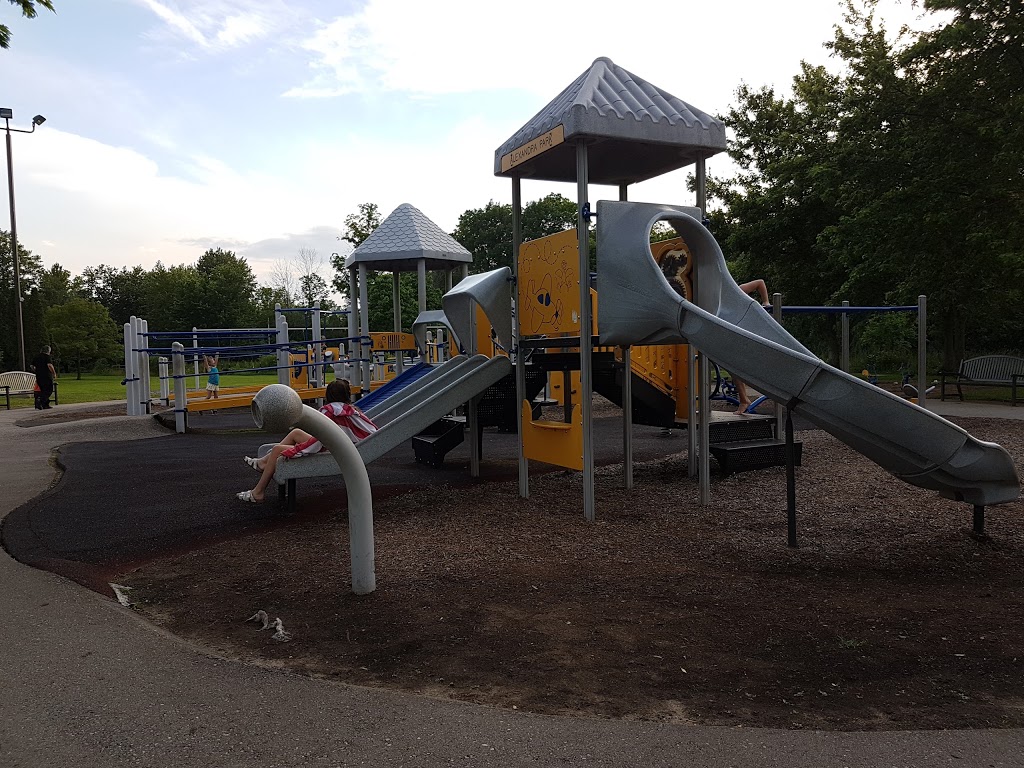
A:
[695,154,710,505]
[841,300,850,373]
[973,505,985,536]
[688,346,697,478]
[918,295,928,409]
[618,181,633,489]
[773,293,785,440]
[786,407,798,547]
[512,176,528,499]
[359,264,370,389]
[5,123,25,370]
[467,305,480,478]
[347,273,359,390]
[417,259,427,315]
[623,346,633,489]
[392,273,403,375]
[140,318,151,414]
[312,301,322,388]
[576,142,595,521]
[172,342,186,434]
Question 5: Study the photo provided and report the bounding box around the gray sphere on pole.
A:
[252,384,303,432]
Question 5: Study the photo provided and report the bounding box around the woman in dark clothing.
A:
[30,345,57,409]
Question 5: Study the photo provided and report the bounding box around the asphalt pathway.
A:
[1,400,1023,767]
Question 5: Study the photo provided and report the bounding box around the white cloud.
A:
[129,0,282,51]
[286,0,946,106]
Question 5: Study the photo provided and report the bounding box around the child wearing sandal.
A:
[237,379,377,503]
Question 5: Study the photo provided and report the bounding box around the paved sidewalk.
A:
[1,400,1022,767]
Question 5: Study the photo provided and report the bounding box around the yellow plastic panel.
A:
[521,401,583,470]
[288,353,309,389]
[548,370,580,406]
[518,229,580,337]
[369,332,417,351]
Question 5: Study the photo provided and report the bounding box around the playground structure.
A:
[489,56,1019,533]
[121,57,1019,578]
[123,310,344,432]
[185,55,1020,596]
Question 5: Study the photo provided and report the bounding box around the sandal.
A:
[236,490,263,503]
[244,456,261,471]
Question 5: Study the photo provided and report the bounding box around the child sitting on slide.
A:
[236,379,377,503]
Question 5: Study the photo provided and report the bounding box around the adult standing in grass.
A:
[30,345,57,409]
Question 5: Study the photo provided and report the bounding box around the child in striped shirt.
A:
[237,379,377,503]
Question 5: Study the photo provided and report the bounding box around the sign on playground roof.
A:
[500,125,565,174]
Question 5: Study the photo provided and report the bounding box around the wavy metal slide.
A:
[596,200,1019,507]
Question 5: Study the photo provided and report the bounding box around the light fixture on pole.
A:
[2,109,46,371]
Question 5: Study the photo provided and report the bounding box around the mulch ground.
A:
[118,413,1024,732]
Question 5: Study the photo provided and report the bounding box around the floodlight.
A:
[32,115,45,126]
[0,108,12,120]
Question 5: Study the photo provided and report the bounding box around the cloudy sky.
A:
[2,0,945,288]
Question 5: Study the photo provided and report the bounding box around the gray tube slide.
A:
[596,200,1019,506]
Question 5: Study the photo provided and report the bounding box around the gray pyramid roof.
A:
[494,57,726,185]
[344,203,473,272]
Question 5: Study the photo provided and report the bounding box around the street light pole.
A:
[2,110,45,371]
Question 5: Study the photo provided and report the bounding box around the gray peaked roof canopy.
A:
[344,203,473,272]
[494,57,727,185]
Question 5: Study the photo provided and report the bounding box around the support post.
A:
[973,505,985,536]
[841,300,850,373]
[417,259,427,316]
[512,176,529,499]
[695,154,710,505]
[619,183,633,489]
[918,295,928,409]
[576,142,595,521]
[688,345,697,478]
[359,264,370,390]
[172,342,186,434]
[392,274,403,375]
[312,301,322,388]
[140,318,151,414]
[786,406,798,547]
[773,293,785,440]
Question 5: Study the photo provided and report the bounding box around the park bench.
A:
[0,371,59,410]
[939,355,1024,406]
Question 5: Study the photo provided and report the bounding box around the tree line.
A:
[1,0,1019,376]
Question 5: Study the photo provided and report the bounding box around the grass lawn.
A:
[6,371,284,409]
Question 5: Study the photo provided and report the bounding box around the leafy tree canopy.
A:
[44,297,120,379]
[1,0,54,49]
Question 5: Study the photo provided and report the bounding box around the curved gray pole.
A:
[252,384,376,595]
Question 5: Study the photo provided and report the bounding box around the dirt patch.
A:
[119,416,1024,731]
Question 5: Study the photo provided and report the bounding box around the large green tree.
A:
[1,0,54,49]
[452,193,579,274]
[37,263,79,310]
[331,202,382,296]
[79,264,148,327]
[45,297,120,379]
[0,230,43,369]
[714,0,1024,367]
[190,248,259,330]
